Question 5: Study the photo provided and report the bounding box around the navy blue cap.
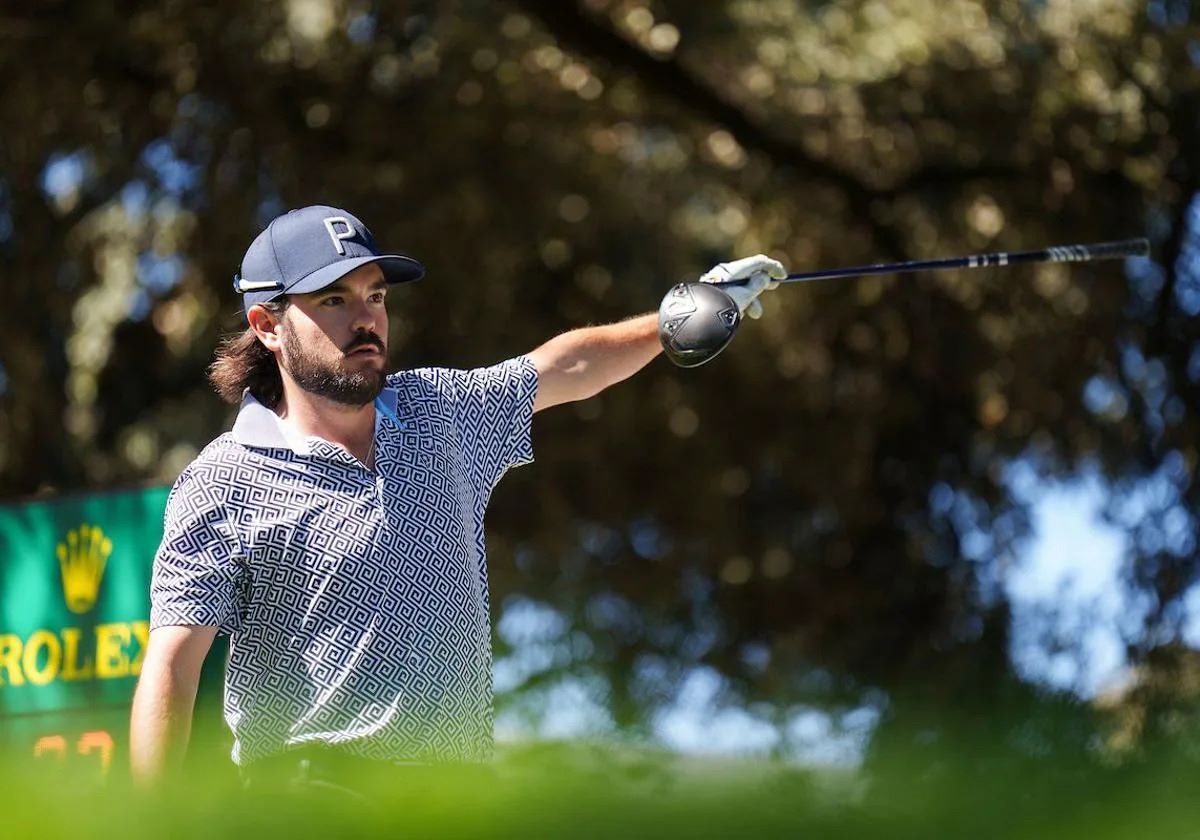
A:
[233,205,424,316]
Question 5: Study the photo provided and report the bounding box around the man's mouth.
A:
[344,332,386,357]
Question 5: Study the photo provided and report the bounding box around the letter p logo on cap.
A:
[323,216,356,255]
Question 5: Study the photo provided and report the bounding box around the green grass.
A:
[3,731,1198,839]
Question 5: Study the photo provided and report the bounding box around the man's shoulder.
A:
[193,431,255,465]
[387,366,460,391]
[386,357,533,395]
[171,433,266,492]
[384,367,466,409]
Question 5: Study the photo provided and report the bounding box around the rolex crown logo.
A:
[57,523,112,614]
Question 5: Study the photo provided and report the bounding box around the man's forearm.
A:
[529,313,661,412]
[129,635,207,786]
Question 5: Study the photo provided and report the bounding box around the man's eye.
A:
[370,293,386,304]
[322,296,343,306]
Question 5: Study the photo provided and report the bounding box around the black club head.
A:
[658,282,742,368]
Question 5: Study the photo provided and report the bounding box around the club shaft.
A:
[765,238,1149,285]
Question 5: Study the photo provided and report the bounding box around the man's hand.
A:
[698,254,787,319]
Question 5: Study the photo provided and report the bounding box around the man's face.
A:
[278,263,390,406]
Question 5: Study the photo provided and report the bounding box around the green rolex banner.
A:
[0,486,170,717]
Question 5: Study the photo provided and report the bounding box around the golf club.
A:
[659,237,1150,368]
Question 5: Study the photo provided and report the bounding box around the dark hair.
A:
[207,300,288,408]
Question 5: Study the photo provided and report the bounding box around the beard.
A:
[281,327,387,407]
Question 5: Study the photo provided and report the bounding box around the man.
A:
[129,204,784,789]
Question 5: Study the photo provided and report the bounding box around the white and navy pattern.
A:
[150,356,538,766]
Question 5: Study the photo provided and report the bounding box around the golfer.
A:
[129,205,784,788]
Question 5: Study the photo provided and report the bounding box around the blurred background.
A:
[1,0,1199,809]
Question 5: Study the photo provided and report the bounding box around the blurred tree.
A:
[0,0,1196,758]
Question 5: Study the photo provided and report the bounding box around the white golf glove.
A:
[698,254,786,319]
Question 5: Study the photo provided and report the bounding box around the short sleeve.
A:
[149,470,246,635]
[449,355,538,498]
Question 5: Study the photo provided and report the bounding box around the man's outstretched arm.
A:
[527,313,661,413]
[526,255,786,412]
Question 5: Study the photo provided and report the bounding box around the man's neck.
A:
[274,379,376,458]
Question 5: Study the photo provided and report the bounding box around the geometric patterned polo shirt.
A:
[149,356,538,766]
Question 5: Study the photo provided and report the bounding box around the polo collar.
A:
[231,388,399,455]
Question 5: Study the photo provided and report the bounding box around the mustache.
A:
[343,332,386,354]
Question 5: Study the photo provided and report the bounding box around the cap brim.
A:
[284,254,425,295]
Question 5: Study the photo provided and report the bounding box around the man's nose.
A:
[349,297,379,332]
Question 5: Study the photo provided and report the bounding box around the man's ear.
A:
[246,304,284,352]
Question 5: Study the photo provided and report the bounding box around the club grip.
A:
[1048,238,1150,262]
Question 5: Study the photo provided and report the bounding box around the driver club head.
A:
[658,282,742,368]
